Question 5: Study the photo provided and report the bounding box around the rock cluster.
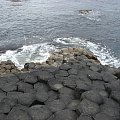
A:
[0,60,20,75]
[0,47,120,120]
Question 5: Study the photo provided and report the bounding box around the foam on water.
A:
[54,37,120,68]
[0,43,56,69]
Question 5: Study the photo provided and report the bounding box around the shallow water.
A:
[0,0,120,68]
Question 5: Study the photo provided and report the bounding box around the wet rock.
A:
[7,107,31,120]
[77,99,100,116]
[53,109,78,120]
[94,113,115,120]
[28,105,52,120]
[81,90,103,104]
[77,115,93,120]
[46,99,65,112]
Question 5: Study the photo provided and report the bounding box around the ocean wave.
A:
[54,37,120,68]
[0,43,56,69]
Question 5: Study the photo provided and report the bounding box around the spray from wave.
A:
[0,43,56,69]
[54,37,120,68]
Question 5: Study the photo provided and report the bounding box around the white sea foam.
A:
[0,43,56,69]
[54,37,120,68]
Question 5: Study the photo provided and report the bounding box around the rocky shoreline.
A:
[0,47,120,120]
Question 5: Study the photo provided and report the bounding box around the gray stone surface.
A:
[28,105,52,120]
[77,99,100,116]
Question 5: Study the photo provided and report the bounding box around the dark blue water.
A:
[0,0,120,68]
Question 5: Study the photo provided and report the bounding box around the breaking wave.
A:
[54,37,120,68]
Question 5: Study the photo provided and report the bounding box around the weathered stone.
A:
[28,62,35,69]
[0,102,11,114]
[48,79,63,91]
[34,82,49,92]
[94,113,115,120]
[5,65,12,70]
[0,91,6,102]
[1,98,17,107]
[67,100,80,110]
[53,109,77,120]
[59,87,74,95]
[77,115,93,120]
[81,90,103,104]
[7,92,23,102]
[92,81,105,90]
[37,70,54,81]
[105,80,120,91]
[68,68,78,75]
[88,71,102,81]
[7,107,31,120]
[45,91,58,103]
[76,80,92,91]
[77,99,100,116]
[101,72,117,82]
[16,72,37,83]
[28,105,52,120]
[1,83,17,92]
[63,77,76,89]
[0,114,7,120]
[100,104,120,119]
[18,93,35,106]
[55,70,69,77]
[103,98,120,109]
[46,99,65,112]
[111,91,120,103]
[18,82,34,93]
[59,64,71,70]
[36,90,48,102]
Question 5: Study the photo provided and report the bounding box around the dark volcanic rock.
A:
[111,91,120,103]
[7,107,31,120]
[0,102,11,114]
[53,109,78,120]
[36,90,48,102]
[77,99,100,116]
[28,105,52,120]
[46,99,65,112]
[77,115,93,120]
[81,90,103,104]
[94,113,115,120]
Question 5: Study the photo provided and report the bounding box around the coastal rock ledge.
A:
[0,47,120,120]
